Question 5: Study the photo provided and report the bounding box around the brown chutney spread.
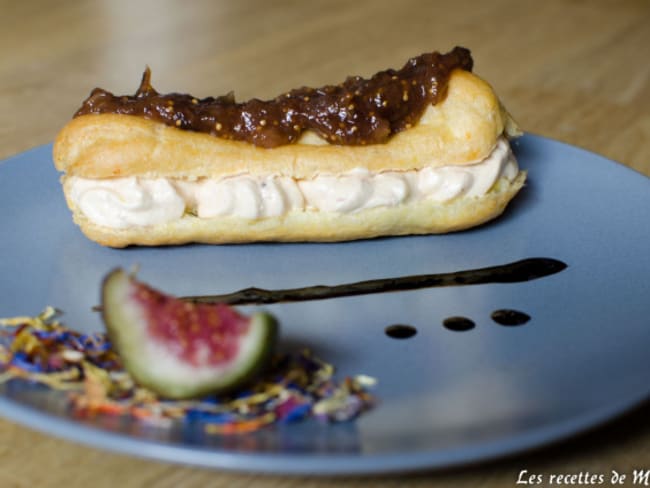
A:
[74,47,473,149]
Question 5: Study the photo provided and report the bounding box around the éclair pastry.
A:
[53,47,525,247]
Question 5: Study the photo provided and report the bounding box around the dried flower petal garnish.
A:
[0,309,375,434]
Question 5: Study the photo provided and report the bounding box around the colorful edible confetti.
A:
[0,308,375,434]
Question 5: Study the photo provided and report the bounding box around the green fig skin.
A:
[101,268,278,400]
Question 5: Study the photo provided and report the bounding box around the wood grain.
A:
[0,0,648,486]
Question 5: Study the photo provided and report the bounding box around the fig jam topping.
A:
[133,284,250,367]
[74,47,473,148]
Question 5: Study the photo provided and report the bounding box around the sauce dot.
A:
[443,316,475,332]
[491,309,530,326]
[385,324,417,339]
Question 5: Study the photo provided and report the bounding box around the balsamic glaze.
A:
[182,258,567,305]
[491,309,531,326]
[442,317,476,332]
[385,324,418,339]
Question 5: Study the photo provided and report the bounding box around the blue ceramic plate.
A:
[0,135,648,475]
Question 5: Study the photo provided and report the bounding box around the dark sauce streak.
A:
[443,317,475,332]
[385,324,418,339]
[491,309,531,326]
[74,47,473,148]
[182,258,567,306]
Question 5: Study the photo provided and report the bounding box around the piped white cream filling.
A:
[68,137,518,229]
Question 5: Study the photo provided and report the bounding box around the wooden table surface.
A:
[1,0,648,486]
